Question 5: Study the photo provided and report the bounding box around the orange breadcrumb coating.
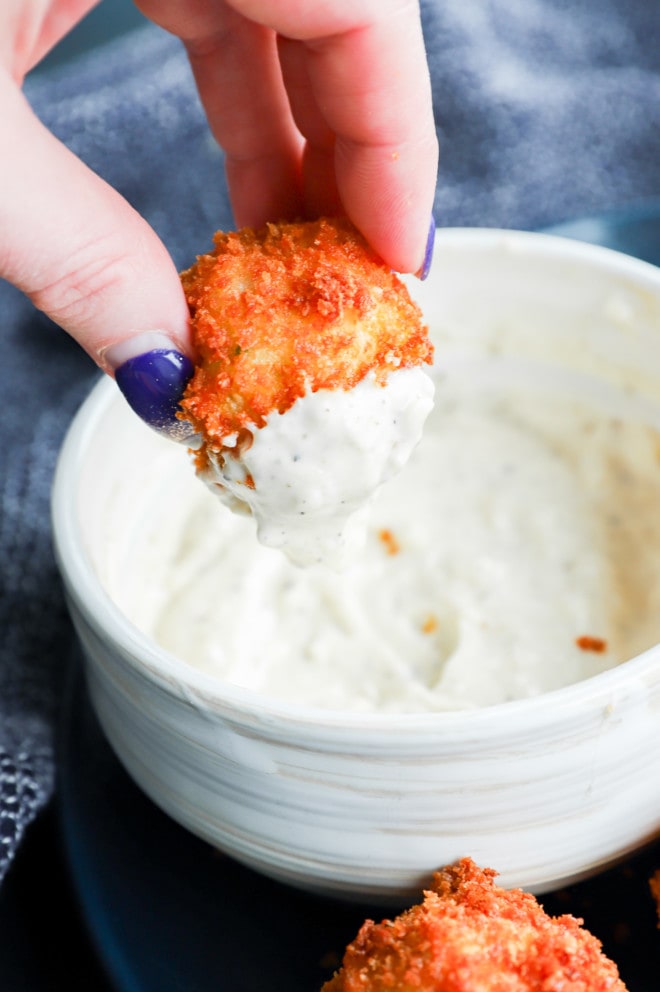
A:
[178,217,432,448]
[322,858,627,992]
[575,635,608,653]
[378,529,400,556]
[421,614,438,634]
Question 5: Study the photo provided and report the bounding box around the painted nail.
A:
[417,216,436,281]
[113,348,196,442]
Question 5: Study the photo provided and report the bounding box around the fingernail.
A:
[107,337,195,442]
[416,216,436,281]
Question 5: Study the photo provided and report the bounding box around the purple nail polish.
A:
[115,349,195,442]
[418,216,436,281]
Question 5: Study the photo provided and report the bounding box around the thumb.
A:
[0,70,195,439]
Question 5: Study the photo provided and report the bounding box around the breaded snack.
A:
[179,217,432,441]
[178,217,434,567]
[323,858,627,992]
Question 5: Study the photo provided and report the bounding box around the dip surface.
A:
[119,364,660,712]
[197,366,434,568]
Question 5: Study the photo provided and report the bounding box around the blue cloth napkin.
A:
[1,0,659,882]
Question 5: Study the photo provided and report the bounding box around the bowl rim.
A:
[51,227,660,735]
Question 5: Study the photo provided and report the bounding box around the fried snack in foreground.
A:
[178,217,434,567]
[322,859,627,992]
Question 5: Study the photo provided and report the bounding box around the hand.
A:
[136,0,438,276]
[0,0,438,437]
[1,1,195,436]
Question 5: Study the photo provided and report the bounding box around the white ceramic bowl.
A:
[52,229,660,902]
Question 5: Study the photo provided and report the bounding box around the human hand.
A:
[1,0,196,437]
[1,0,438,438]
[136,0,438,277]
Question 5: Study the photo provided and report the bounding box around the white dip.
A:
[120,364,660,712]
[196,366,435,568]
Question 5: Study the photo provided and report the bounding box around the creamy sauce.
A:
[120,368,660,712]
[196,367,435,568]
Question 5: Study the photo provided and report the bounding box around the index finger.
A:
[279,4,438,273]
[138,0,438,273]
[229,0,439,274]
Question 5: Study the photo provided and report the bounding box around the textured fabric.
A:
[1,0,659,882]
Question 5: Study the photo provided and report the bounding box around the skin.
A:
[0,0,438,374]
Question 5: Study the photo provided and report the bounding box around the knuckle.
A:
[29,235,136,328]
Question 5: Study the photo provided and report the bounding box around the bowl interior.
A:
[51,229,660,897]
[53,229,660,725]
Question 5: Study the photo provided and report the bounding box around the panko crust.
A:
[322,858,627,992]
[178,217,432,447]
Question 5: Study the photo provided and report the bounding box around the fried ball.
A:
[178,216,432,447]
[176,217,434,566]
[322,858,627,992]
